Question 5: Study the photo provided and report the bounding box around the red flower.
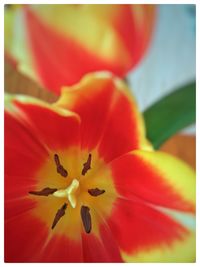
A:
[4,4,156,94]
[5,73,195,262]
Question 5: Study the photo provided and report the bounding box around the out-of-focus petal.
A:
[4,7,39,82]
[4,5,156,93]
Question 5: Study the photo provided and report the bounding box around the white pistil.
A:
[53,179,79,208]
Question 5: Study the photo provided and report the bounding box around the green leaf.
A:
[143,81,196,149]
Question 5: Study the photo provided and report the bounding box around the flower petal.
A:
[4,7,39,82]
[56,73,152,162]
[5,5,156,93]
[5,213,49,262]
[97,78,152,162]
[110,150,195,211]
[5,211,84,262]
[81,227,122,262]
[5,106,47,215]
[5,110,46,179]
[80,208,122,262]
[5,94,80,151]
[5,93,81,212]
[5,94,80,209]
[4,94,83,262]
[107,199,195,262]
[38,235,84,262]
[56,73,116,150]
[25,6,110,93]
[106,150,195,262]
[28,4,155,72]
[5,213,122,262]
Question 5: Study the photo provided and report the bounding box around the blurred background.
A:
[129,4,196,133]
[128,5,195,169]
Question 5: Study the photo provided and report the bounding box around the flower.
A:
[4,4,156,94]
[5,72,195,262]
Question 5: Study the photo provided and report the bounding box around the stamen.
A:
[52,203,67,229]
[29,187,57,196]
[81,205,92,234]
[82,153,92,175]
[88,188,105,196]
[54,154,68,177]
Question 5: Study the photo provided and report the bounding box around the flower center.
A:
[28,149,117,239]
[53,178,80,208]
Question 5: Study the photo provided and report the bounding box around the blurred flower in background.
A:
[4,4,156,94]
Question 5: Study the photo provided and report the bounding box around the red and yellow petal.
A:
[4,94,82,261]
[5,211,84,262]
[107,199,195,263]
[55,73,117,151]
[56,72,152,162]
[5,213,122,262]
[5,93,81,205]
[4,6,39,82]
[28,4,155,71]
[110,150,195,212]
[5,94,80,151]
[4,5,156,93]
[107,150,195,262]
[97,77,152,162]
[4,93,121,262]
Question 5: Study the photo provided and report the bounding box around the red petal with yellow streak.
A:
[11,5,155,93]
[5,96,82,262]
[56,73,151,162]
[6,95,80,150]
[107,150,195,262]
[5,95,81,204]
[5,94,122,262]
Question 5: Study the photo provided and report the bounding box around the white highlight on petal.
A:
[155,206,196,231]
[93,71,113,79]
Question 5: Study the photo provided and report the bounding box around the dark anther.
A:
[29,187,57,196]
[52,203,67,229]
[82,153,92,175]
[88,188,105,197]
[80,205,92,234]
[54,154,68,177]
[57,165,68,177]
